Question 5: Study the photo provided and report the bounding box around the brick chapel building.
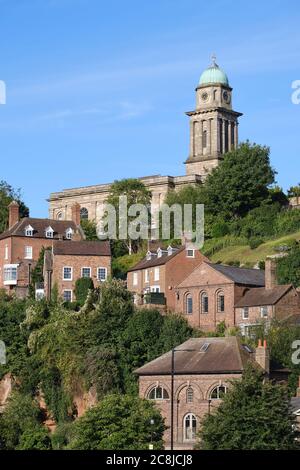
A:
[174,259,300,334]
[135,336,271,450]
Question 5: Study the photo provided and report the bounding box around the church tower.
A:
[185,56,243,177]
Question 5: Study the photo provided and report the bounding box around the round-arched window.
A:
[201,292,208,314]
[148,386,169,400]
[186,294,193,315]
[80,207,89,220]
[184,413,197,441]
[210,385,227,400]
[216,291,225,313]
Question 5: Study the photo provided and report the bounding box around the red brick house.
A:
[174,261,265,330]
[127,244,208,310]
[43,240,111,302]
[0,201,84,297]
[174,259,300,333]
[135,336,270,450]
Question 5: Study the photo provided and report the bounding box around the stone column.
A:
[207,118,212,155]
[190,120,194,157]
[229,121,233,150]
[199,120,203,156]
[222,119,226,155]
[234,121,239,148]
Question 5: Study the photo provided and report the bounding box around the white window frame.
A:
[63,266,73,281]
[3,264,18,285]
[97,267,107,282]
[81,267,91,278]
[24,246,33,260]
[25,225,34,237]
[65,228,73,240]
[133,272,138,286]
[260,306,268,318]
[45,226,54,239]
[242,307,249,320]
[154,267,160,281]
[150,285,160,293]
[63,290,73,302]
[144,269,149,283]
[186,249,195,258]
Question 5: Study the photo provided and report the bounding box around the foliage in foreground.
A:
[198,365,299,450]
[64,394,165,450]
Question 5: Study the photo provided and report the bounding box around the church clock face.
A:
[201,92,209,102]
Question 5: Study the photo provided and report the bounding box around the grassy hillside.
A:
[204,231,300,267]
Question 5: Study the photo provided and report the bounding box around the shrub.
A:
[249,238,264,250]
[74,278,94,304]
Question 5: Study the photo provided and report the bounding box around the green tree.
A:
[0,180,29,233]
[198,365,298,450]
[80,218,99,241]
[0,392,51,450]
[204,142,276,219]
[288,184,300,198]
[277,245,300,287]
[105,178,152,254]
[74,277,94,304]
[67,394,165,450]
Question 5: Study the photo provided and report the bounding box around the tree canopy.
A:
[198,365,299,450]
[0,180,29,233]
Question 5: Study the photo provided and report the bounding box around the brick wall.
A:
[138,372,241,449]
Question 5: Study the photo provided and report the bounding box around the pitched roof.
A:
[208,263,265,287]
[127,246,184,271]
[0,217,79,240]
[53,240,111,257]
[235,285,293,307]
[134,336,256,376]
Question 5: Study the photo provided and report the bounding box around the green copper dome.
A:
[199,56,229,86]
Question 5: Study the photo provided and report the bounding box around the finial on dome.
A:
[211,53,217,67]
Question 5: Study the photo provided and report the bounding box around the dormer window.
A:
[157,248,167,258]
[25,225,34,237]
[65,228,73,240]
[146,251,156,261]
[45,226,54,239]
[167,245,177,256]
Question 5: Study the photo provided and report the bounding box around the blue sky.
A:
[0,0,300,217]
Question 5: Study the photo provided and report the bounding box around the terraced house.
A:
[0,201,111,300]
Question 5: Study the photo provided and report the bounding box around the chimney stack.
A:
[8,201,20,229]
[265,258,277,290]
[71,203,81,226]
[255,339,270,374]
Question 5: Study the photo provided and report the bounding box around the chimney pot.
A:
[258,339,262,347]
[263,339,267,349]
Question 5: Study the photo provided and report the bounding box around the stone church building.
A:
[48,57,242,223]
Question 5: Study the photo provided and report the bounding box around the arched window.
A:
[80,207,89,220]
[201,292,208,314]
[210,385,227,400]
[148,386,169,400]
[56,211,63,221]
[217,291,225,313]
[184,413,197,441]
[186,294,193,315]
[186,387,194,403]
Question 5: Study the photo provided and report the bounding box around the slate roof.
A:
[134,336,256,376]
[235,285,293,307]
[127,246,184,271]
[0,217,79,240]
[53,240,111,257]
[208,263,265,287]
